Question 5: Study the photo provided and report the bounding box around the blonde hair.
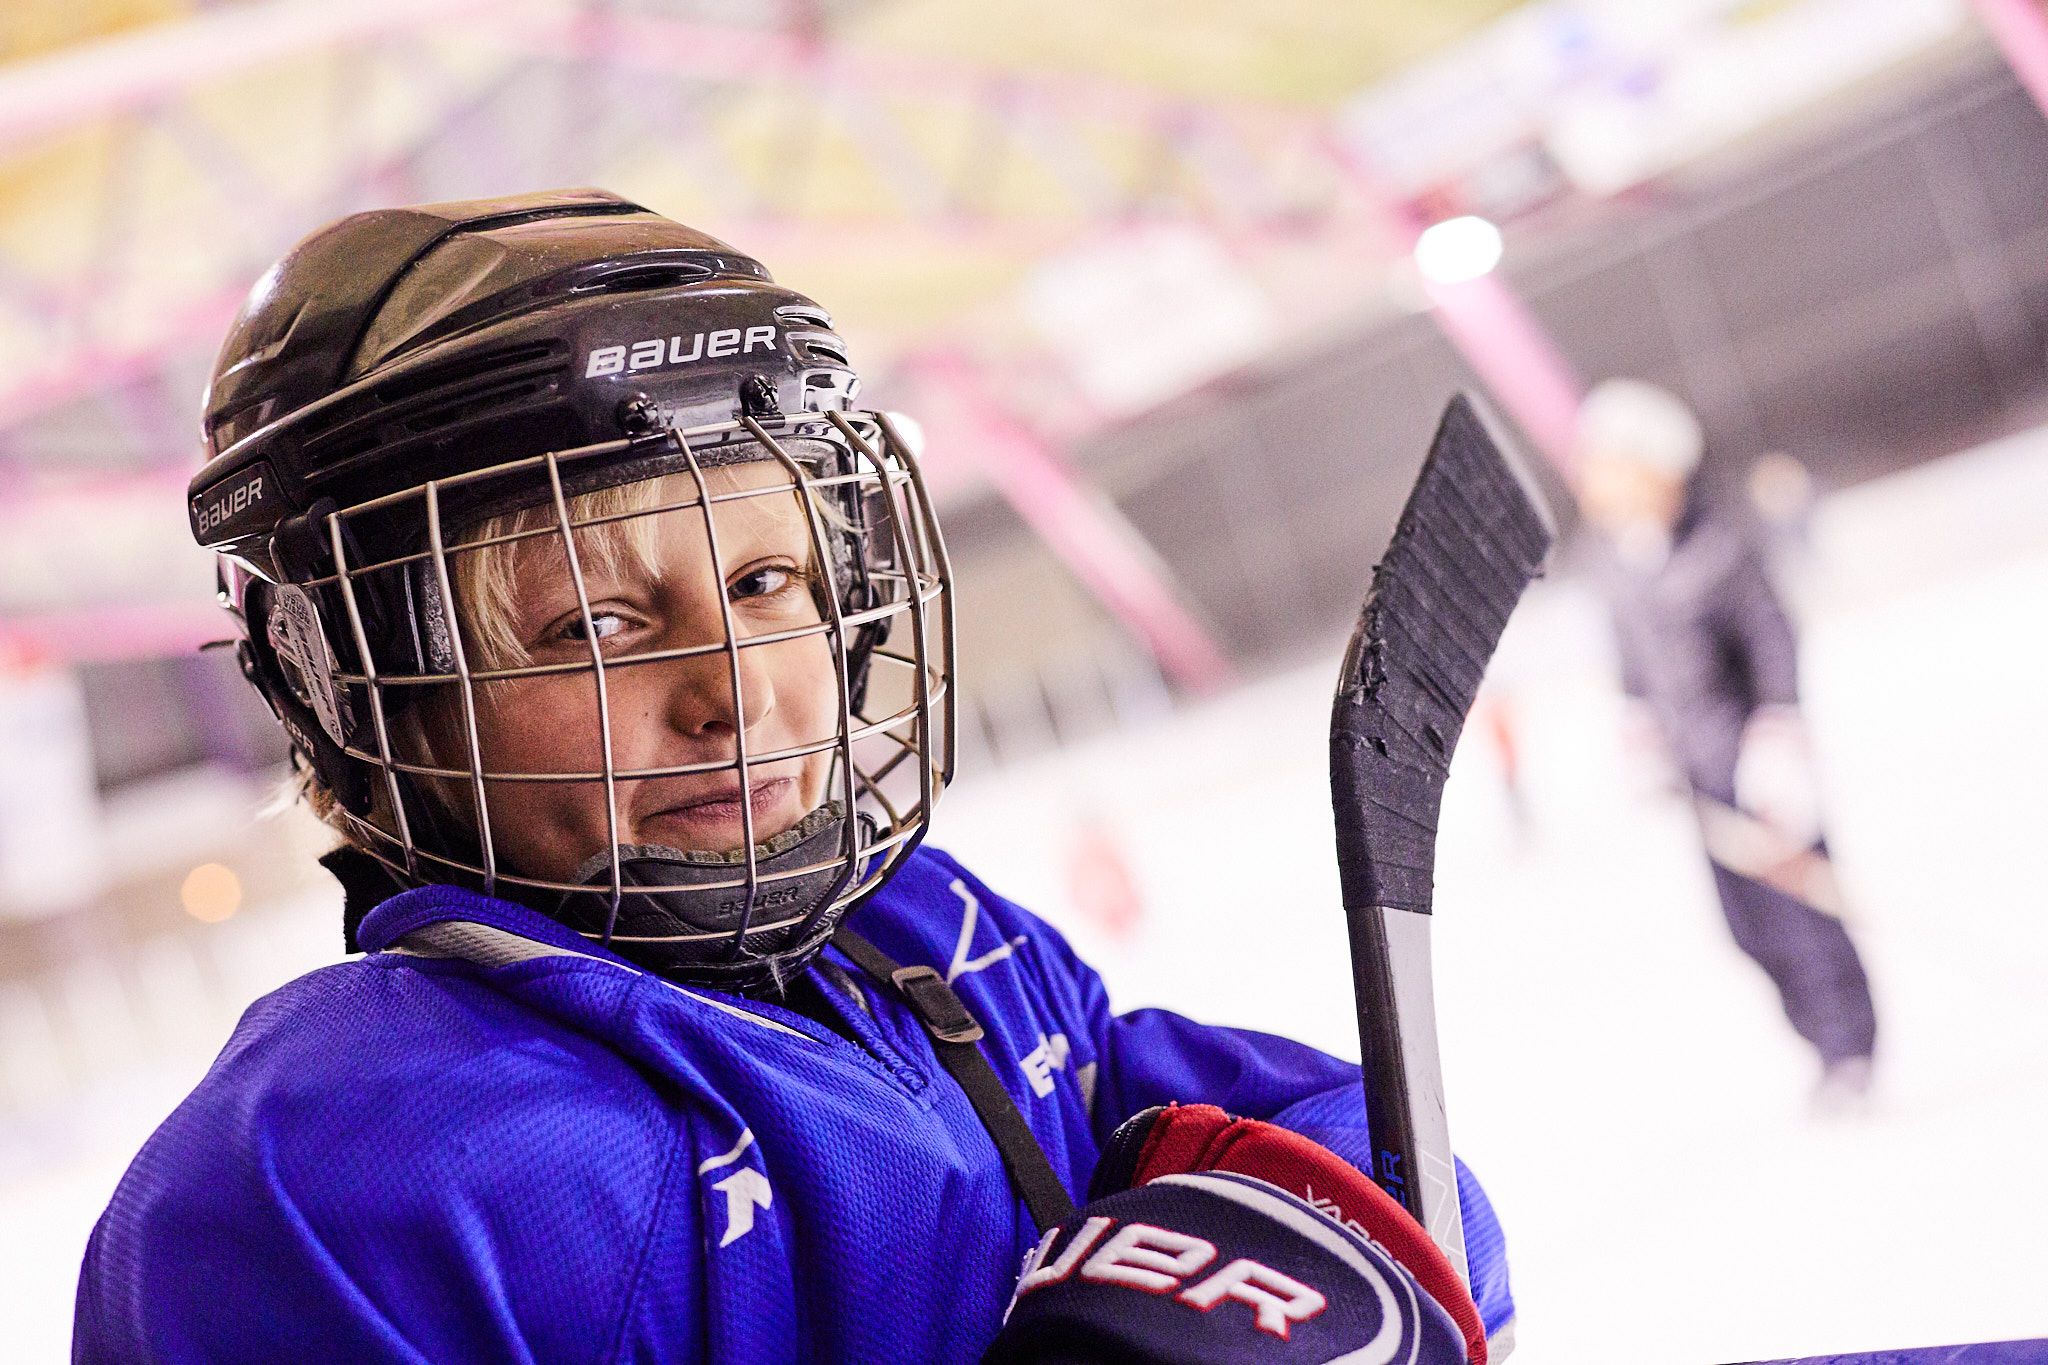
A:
[456,478,672,673]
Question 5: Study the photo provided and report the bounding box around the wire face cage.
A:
[269,409,953,986]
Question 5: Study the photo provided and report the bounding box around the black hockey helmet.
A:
[192,189,955,989]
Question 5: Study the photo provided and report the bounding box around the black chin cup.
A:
[553,802,871,989]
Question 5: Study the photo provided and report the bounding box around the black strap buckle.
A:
[833,924,1076,1230]
[890,964,985,1045]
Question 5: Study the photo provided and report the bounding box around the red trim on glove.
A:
[1129,1104,1487,1365]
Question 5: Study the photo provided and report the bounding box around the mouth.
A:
[641,775,799,843]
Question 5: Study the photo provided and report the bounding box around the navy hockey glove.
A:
[984,1103,1485,1364]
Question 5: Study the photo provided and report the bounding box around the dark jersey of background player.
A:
[1576,378,1877,1105]
[1602,490,1798,799]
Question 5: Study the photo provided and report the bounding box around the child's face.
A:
[453,462,841,887]
[1577,449,1684,535]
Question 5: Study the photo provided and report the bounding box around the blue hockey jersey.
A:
[75,845,1513,1361]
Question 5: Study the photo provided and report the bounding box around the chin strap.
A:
[831,926,1078,1233]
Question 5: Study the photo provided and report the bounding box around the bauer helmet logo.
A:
[194,472,266,536]
[585,327,778,379]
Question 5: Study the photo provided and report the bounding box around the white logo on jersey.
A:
[1020,1032,1071,1098]
[584,326,778,378]
[698,1128,773,1248]
[712,1169,773,1248]
[946,879,1027,985]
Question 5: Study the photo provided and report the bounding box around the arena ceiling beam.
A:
[0,0,1583,677]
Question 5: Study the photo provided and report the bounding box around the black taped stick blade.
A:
[1331,392,1555,917]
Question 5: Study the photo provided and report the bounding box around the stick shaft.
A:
[1349,902,1467,1284]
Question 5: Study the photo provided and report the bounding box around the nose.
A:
[659,635,777,743]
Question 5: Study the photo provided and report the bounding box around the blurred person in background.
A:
[1576,379,1877,1112]
[71,190,1513,1363]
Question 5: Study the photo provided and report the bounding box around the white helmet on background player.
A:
[1574,378,1704,548]
[1574,378,1705,478]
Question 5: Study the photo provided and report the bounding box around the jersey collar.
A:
[356,881,634,965]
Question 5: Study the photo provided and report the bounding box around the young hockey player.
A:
[1577,379,1878,1109]
[74,190,1513,1361]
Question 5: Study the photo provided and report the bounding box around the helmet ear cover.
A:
[246,494,463,834]
[239,577,376,820]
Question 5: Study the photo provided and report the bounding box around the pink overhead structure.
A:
[0,0,1306,173]
[0,0,1341,446]
[0,287,246,435]
[0,0,499,156]
[914,351,1237,695]
[1420,271,1584,477]
[0,0,1590,675]
[1972,0,2048,120]
[516,7,1308,128]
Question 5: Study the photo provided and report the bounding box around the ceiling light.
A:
[1414,216,1504,284]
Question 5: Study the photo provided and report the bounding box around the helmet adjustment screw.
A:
[739,375,782,419]
[615,393,661,435]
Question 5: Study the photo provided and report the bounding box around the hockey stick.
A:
[1330,392,1554,1284]
[1693,796,1849,920]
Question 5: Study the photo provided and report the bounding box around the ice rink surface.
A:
[5,430,2044,1361]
